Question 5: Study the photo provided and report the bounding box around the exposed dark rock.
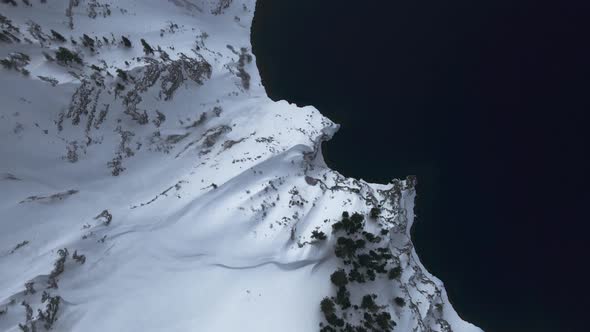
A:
[94,209,112,225]
[212,0,233,15]
[20,190,79,204]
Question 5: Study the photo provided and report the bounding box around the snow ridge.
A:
[0,1,482,331]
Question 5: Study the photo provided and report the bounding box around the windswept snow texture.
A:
[0,1,482,331]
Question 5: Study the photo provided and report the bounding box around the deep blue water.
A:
[252,1,589,332]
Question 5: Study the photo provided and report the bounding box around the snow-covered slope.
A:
[0,1,482,331]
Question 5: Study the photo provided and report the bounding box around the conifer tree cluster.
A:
[319,211,404,331]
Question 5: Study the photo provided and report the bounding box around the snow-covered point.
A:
[0,1,482,331]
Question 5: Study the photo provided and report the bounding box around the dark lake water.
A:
[252,1,590,331]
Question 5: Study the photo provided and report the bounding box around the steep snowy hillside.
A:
[0,1,482,331]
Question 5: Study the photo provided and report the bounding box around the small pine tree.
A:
[116,68,127,81]
[325,314,344,328]
[0,59,13,69]
[388,267,402,280]
[367,268,376,281]
[121,36,132,47]
[335,286,351,309]
[320,297,335,317]
[140,38,154,55]
[115,83,125,93]
[50,30,66,42]
[361,294,378,312]
[82,34,94,48]
[370,207,381,218]
[330,269,348,287]
[55,47,82,64]
[394,297,406,307]
[311,230,327,241]
[374,311,395,331]
[349,268,366,283]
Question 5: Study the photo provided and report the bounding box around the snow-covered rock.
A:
[0,1,482,331]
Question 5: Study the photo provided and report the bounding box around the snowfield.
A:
[0,1,482,331]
